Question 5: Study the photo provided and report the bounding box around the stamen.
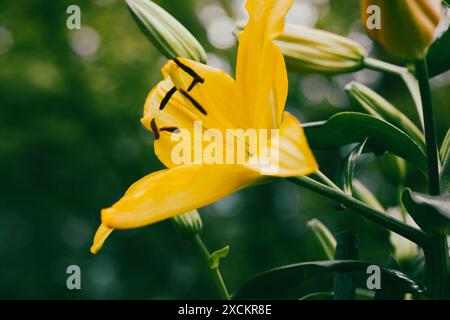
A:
[173,58,205,91]
[180,90,207,115]
[160,127,180,133]
[150,118,160,139]
[159,87,177,110]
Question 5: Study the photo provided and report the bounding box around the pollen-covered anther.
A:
[159,87,177,110]
[160,127,180,134]
[150,118,160,139]
[179,89,207,115]
[173,58,205,91]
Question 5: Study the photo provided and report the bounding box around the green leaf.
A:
[440,129,450,194]
[440,129,450,163]
[352,180,385,211]
[346,82,425,150]
[375,256,406,300]
[427,25,450,78]
[306,219,336,261]
[233,260,424,299]
[299,291,333,300]
[336,139,367,195]
[376,155,407,190]
[209,246,230,270]
[402,188,450,235]
[441,159,450,195]
[303,112,427,173]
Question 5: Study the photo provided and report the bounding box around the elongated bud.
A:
[345,81,425,149]
[126,0,207,63]
[235,22,367,74]
[172,210,203,236]
[306,219,336,260]
[362,0,442,60]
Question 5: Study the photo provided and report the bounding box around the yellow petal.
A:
[90,224,114,254]
[249,112,318,177]
[235,0,293,129]
[101,164,260,229]
[142,58,241,167]
[275,112,318,177]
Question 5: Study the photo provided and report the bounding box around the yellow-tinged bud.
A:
[126,0,207,63]
[172,210,203,236]
[362,0,443,60]
[235,22,367,74]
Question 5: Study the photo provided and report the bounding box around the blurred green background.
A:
[0,0,449,299]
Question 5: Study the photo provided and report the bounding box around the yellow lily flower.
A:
[91,0,318,254]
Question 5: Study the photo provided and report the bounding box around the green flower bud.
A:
[235,22,367,74]
[126,0,207,63]
[172,210,203,236]
[278,24,367,74]
[306,219,337,260]
[345,81,425,150]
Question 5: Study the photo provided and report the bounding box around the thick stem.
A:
[415,58,448,299]
[288,176,427,247]
[424,236,449,299]
[415,59,441,196]
[193,234,231,300]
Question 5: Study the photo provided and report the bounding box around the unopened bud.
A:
[172,210,203,236]
[235,22,367,74]
[126,0,207,63]
[362,0,442,60]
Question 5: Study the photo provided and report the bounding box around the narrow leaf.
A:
[306,219,336,261]
[303,112,428,173]
[375,256,406,300]
[233,260,424,299]
[299,291,333,300]
[209,246,230,270]
[336,140,367,195]
[346,82,425,150]
[352,180,385,211]
[440,129,450,194]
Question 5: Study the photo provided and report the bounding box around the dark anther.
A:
[150,118,160,140]
[180,90,207,115]
[160,127,180,134]
[173,58,205,91]
[160,87,177,110]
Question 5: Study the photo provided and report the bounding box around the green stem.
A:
[415,59,441,196]
[288,176,427,246]
[415,58,448,299]
[364,57,408,76]
[424,236,449,299]
[312,170,342,191]
[193,234,231,300]
[364,57,424,128]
